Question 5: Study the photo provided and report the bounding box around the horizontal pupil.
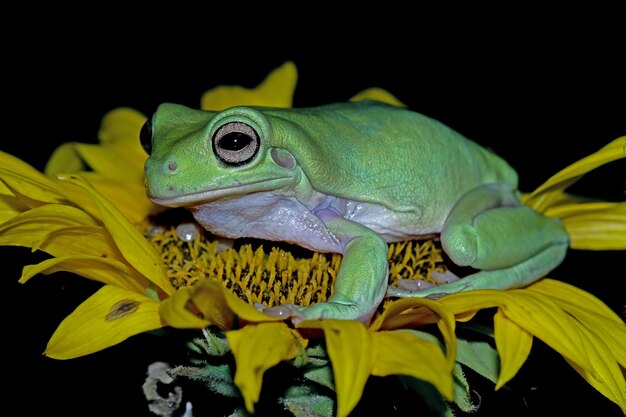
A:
[220,132,251,151]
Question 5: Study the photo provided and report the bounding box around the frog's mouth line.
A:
[148,177,294,207]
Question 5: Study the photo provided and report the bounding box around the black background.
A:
[1,2,625,416]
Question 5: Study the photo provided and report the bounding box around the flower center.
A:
[145,220,447,308]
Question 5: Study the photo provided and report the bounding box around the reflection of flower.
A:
[1,61,625,416]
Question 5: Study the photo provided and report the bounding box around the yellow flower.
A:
[1,61,625,416]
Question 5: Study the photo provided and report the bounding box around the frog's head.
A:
[142,103,298,207]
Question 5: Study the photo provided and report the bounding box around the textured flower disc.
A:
[145,216,447,308]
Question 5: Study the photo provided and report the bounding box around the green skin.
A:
[143,100,569,323]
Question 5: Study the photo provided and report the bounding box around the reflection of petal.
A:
[201,61,297,110]
[45,284,162,359]
[226,322,302,413]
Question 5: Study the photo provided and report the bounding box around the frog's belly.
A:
[189,191,439,254]
[190,192,344,253]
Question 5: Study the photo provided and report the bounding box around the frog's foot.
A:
[258,300,377,324]
[389,270,460,295]
[386,242,568,299]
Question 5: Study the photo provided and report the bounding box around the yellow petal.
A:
[0,202,97,231]
[0,204,112,256]
[493,310,532,390]
[97,107,147,147]
[226,322,302,413]
[222,287,285,324]
[201,61,297,111]
[370,298,437,330]
[57,174,174,295]
[299,320,377,417]
[0,167,67,206]
[564,329,626,414]
[0,195,27,223]
[97,108,149,181]
[0,204,146,288]
[372,330,454,400]
[20,255,148,293]
[159,279,283,330]
[0,150,58,184]
[159,285,212,329]
[443,291,589,369]
[559,204,626,250]
[525,136,626,211]
[371,297,457,370]
[528,279,626,368]
[75,143,145,184]
[44,142,86,175]
[80,175,155,223]
[160,279,234,329]
[349,87,406,107]
[443,289,621,401]
[45,284,162,359]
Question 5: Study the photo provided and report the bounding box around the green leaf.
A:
[452,364,479,413]
[280,385,334,417]
[456,338,499,384]
[170,364,240,398]
[304,365,335,391]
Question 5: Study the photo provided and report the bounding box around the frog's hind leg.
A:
[387,184,569,299]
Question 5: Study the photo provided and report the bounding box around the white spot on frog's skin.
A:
[176,222,200,241]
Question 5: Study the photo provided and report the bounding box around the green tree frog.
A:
[142,100,569,323]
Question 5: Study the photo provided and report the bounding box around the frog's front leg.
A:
[262,214,388,324]
[388,184,569,298]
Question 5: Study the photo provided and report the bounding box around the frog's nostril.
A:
[167,162,178,172]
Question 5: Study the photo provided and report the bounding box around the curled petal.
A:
[371,297,457,370]
[160,279,232,329]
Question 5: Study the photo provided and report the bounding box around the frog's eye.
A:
[212,122,260,166]
[140,120,153,155]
